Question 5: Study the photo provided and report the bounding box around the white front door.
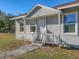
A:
[37,17,46,42]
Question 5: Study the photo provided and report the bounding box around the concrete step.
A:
[34,41,42,43]
[32,43,42,48]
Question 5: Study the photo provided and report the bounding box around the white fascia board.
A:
[26,4,62,18]
[10,15,26,20]
[58,3,79,9]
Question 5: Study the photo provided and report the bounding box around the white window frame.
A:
[26,20,30,25]
[19,19,24,32]
[30,19,37,33]
[63,12,78,35]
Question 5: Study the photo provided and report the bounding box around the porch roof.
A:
[26,4,62,19]
[10,15,26,20]
[10,4,62,20]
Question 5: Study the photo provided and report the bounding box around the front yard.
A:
[0,33,31,51]
[16,46,79,59]
[0,33,79,59]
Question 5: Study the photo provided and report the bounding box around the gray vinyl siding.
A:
[15,19,25,40]
[60,10,79,48]
[46,15,60,44]
[61,35,79,46]
[24,31,33,42]
[15,5,79,48]
[24,19,36,42]
[46,15,59,35]
[15,19,33,42]
[46,13,79,47]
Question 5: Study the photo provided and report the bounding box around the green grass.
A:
[0,33,79,59]
[0,33,15,40]
[16,46,79,59]
[0,39,15,48]
[0,33,30,51]
[0,39,23,51]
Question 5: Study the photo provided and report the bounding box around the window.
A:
[30,20,36,32]
[30,26,36,32]
[20,21,24,32]
[64,13,76,33]
[26,20,30,25]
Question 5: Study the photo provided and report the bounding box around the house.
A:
[10,0,79,48]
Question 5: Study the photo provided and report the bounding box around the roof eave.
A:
[10,15,26,20]
[57,3,79,9]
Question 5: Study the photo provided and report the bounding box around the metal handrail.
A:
[46,33,74,47]
[32,31,73,47]
[54,34,74,48]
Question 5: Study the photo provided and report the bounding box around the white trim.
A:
[26,13,60,20]
[10,4,61,20]
[26,4,61,18]
[58,3,79,9]
[19,19,25,33]
[30,19,37,33]
[10,15,26,20]
[58,13,61,35]
[75,12,78,35]
[23,17,26,39]
[58,13,61,39]
[63,12,78,35]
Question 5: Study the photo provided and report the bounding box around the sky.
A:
[0,0,75,16]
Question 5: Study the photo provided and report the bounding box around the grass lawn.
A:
[0,33,79,59]
[0,33,31,51]
[16,46,79,59]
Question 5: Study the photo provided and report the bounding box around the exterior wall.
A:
[46,15,60,44]
[24,30,33,42]
[61,35,79,47]
[60,9,79,48]
[46,15,59,35]
[46,13,79,48]
[36,17,46,42]
[15,6,79,48]
[15,19,25,40]
[24,19,35,42]
[15,18,35,42]
[24,17,46,42]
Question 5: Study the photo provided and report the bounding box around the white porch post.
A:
[58,13,62,48]
[42,16,47,45]
[22,17,26,41]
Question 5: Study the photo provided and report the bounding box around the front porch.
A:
[26,15,61,45]
[25,4,62,45]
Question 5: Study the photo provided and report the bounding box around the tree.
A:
[0,20,5,28]
[0,10,15,33]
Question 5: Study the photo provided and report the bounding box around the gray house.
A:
[10,1,79,48]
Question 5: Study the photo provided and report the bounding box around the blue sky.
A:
[0,0,75,16]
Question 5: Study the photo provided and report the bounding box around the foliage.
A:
[0,20,5,28]
[0,10,15,33]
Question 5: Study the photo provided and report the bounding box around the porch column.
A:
[23,17,26,40]
[42,16,47,45]
[58,13,62,48]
